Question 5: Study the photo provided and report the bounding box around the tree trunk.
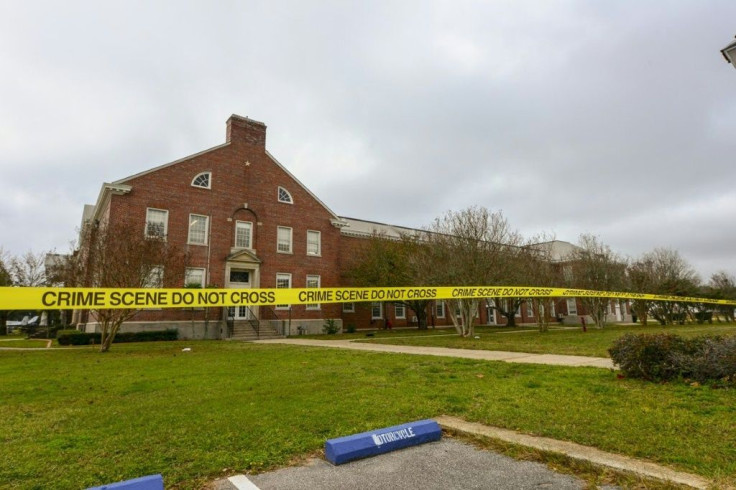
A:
[406,300,429,330]
[0,311,7,335]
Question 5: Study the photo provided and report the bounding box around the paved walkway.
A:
[253,338,615,369]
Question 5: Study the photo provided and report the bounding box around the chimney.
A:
[226,114,267,147]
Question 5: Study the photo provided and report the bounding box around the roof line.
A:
[112,142,231,184]
[265,150,340,220]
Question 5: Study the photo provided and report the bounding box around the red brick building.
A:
[77,115,629,338]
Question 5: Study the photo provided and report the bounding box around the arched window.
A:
[277,186,293,204]
[192,172,211,189]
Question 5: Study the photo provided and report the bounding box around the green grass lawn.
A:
[0,338,51,349]
[1,341,735,489]
[353,323,736,357]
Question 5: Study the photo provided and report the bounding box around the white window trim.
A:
[277,226,293,254]
[191,171,212,189]
[371,302,383,320]
[343,302,355,313]
[277,186,293,204]
[143,265,164,288]
[305,274,321,310]
[526,300,534,317]
[567,298,578,316]
[184,267,206,288]
[145,208,168,240]
[188,214,210,246]
[306,230,321,256]
[235,220,253,249]
[436,301,445,318]
[275,273,292,310]
[394,303,406,319]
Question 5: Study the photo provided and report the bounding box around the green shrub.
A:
[609,333,736,385]
[322,319,339,334]
[57,329,178,346]
[346,323,356,334]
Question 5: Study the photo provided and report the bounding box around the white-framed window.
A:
[394,303,406,319]
[277,186,293,204]
[566,298,578,316]
[526,300,534,318]
[305,275,321,310]
[277,226,293,253]
[184,267,205,287]
[550,301,556,317]
[343,302,355,313]
[191,172,211,189]
[188,214,209,245]
[371,302,383,320]
[235,221,253,249]
[515,302,521,317]
[306,230,321,256]
[143,266,164,288]
[275,273,291,310]
[145,208,168,239]
[436,301,445,318]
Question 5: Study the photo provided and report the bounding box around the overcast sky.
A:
[1,1,735,281]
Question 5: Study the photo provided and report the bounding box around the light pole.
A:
[721,36,736,69]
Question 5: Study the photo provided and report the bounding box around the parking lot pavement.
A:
[215,438,595,490]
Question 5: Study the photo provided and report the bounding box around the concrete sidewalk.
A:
[252,338,615,369]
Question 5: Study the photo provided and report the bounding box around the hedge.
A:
[57,329,178,346]
[609,333,736,386]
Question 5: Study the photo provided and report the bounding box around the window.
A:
[145,208,168,239]
[306,275,320,310]
[550,301,556,317]
[566,298,578,316]
[343,302,355,313]
[275,273,291,310]
[277,186,293,204]
[277,226,292,253]
[371,302,383,320]
[188,214,209,245]
[229,269,250,284]
[185,268,205,287]
[306,230,321,256]
[191,172,211,189]
[143,266,163,288]
[394,303,406,319]
[235,221,253,249]
[526,300,534,317]
[436,301,445,318]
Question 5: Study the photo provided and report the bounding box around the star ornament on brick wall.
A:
[244,160,251,166]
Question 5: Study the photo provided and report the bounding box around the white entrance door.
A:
[227,268,254,320]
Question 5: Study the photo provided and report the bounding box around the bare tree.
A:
[426,207,525,337]
[9,251,47,287]
[566,234,627,329]
[71,221,189,352]
[0,249,11,336]
[708,271,736,322]
[628,257,655,325]
[523,235,562,332]
[631,248,700,326]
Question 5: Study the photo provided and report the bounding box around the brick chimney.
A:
[226,114,267,147]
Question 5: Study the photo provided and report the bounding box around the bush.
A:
[609,333,736,385]
[346,323,356,334]
[58,329,178,346]
[322,319,339,335]
[608,333,686,381]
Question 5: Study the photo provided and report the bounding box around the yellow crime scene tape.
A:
[1,286,736,310]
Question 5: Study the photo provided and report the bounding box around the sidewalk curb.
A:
[436,416,711,489]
